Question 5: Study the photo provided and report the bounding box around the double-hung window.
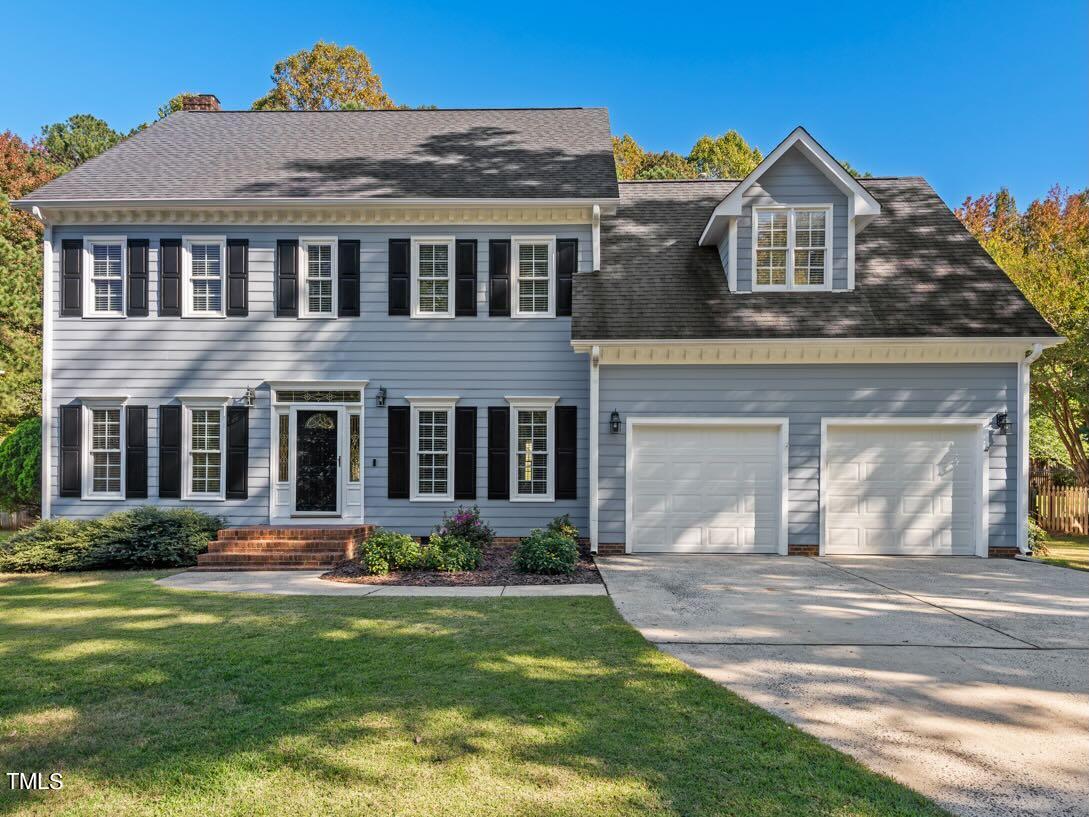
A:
[300,238,337,317]
[82,400,125,499]
[408,396,457,501]
[182,398,227,500]
[411,237,454,318]
[512,237,555,317]
[84,238,125,316]
[183,237,226,316]
[752,206,832,290]
[507,396,557,501]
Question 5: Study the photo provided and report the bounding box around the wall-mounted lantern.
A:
[610,410,621,434]
[992,412,1011,435]
[376,386,387,407]
[242,386,257,408]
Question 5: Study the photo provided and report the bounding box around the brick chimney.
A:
[182,94,221,112]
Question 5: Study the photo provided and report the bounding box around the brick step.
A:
[191,564,337,571]
[219,526,371,541]
[198,551,343,564]
[207,539,353,553]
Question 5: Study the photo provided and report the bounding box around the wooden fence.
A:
[0,509,34,531]
[1034,486,1089,534]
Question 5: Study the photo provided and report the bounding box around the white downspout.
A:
[35,207,53,520]
[1017,342,1044,553]
[591,205,601,272]
[589,345,600,552]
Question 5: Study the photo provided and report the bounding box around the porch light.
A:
[376,386,387,407]
[992,413,1011,435]
[610,410,621,434]
[242,386,256,408]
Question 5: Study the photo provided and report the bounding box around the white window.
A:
[752,206,832,290]
[411,237,454,318]
[512,237,556,317]
[84,238,125,316]
[182,399,227,499]
[506,396,557,501]
[408,396,458,501]
[300,238,337,318]
[183,237,226,316]
[82,401,126,499]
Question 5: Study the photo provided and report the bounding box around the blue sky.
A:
[4,0,1085,207]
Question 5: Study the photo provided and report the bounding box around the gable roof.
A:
[573,177,1058,341]
[18,108,619,203]
[698,126,881,246]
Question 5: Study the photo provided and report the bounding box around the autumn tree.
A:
[38,114,127,169]
[958,187,1089,482]
[252,41,397,111]
[636,151,698,180]
[688,131,762,179]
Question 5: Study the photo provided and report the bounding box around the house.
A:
[15,95,1060,565]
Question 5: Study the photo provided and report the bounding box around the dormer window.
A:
[753,206,831,290]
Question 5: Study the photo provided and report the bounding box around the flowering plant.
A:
[434,505,494,551]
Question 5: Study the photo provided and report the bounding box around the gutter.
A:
[12,196,621,213]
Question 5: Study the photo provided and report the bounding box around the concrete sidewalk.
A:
[157,570,606,597]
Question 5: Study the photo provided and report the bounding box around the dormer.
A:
[698,127,881,292]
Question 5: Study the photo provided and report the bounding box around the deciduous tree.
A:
[252,41,396,111]
[688,131,762,179]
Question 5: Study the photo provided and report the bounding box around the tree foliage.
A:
[38,114,127,170]
[252,41,396,111]
[958,186,1089,482]
[688,131,763,179]
[157,93,200,120]
[0,416,41,512]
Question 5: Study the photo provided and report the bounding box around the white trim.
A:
[589,346,600,552]
[287,404,345,516]
[750,205,834,292]
[410,236,456,319]
[407,396,459,501]
[298,236,339,319]
[726,218,737,291]
[591,205,601,271]
[624,417,790,556]
[181,398,229,501]
[81,400,127,500]
[846,218,856,290]
[819,417,992,558]
[181,235,227,318]
[83,236,126,318]
[506,396,559,502]
[42,224,53,518]
[1017,344,1044,553]
[511,235,556,318]
[269,380,369,397]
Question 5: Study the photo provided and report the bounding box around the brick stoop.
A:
[195,525,374,570]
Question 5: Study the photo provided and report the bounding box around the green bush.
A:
[1028,518,1050,556]
[546,513,580,543]
[0,417,41,514]
[433,505,494,552]
[421,533,483,572]
[358,529,422,575]
[514,528,578,575]
[0,507,221,573]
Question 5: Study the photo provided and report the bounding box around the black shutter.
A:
[455,239,477,317]
[487,406,510,500]
[275,239,298,317]
[338,239,361,317]
[488,239,510,317]
[556,238,577,317]
[225,406,249,499]
[60,239,82,317]
[159,239,182,317]
[226,239,248,317]
[454,406,477,500]
[387,405,410,498]
[127,239,149,317]
[158,405,182,498]
[125,405,148,498]
[58,404,81,497]
[555,405,577,500]
[388,238,410,316]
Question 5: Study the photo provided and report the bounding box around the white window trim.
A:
[299,236,339,319]
[511,236,556,318]
[750,206,833,292]
[407,396,459,501]
[80,397,129,500]
[505,395,558,502]
[410,236,456,319]
[182,235,227,318]
[181,396,229,501]
[83,236,126,318]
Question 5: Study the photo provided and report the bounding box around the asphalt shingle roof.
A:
[20,108,619,201]
[573,177,1057,340]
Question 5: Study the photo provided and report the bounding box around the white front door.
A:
[628,423,782,553]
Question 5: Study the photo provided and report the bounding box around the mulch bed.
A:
[321,541,602,586]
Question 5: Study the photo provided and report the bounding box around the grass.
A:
[1038,534,1089,571]
[0,572,948,817]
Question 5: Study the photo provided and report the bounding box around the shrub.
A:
[434,505,494,552]
[514,528,578,575]
[0,519,98,572]
[546,514,580,543]
[1028,518,1050,556]
[421,533,483,572]
[0,417,41,514]
[358,529,422,575]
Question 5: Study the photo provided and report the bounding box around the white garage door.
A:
[824,424,980,555]
[629,423,782,553]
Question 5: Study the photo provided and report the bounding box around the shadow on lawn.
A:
[0,573,945,816]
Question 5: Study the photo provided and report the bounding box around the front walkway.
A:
[596,554,1089,817]
[158,570,606,597]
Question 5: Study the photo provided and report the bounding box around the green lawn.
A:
[1039,534,1089,571]
[0,572,947,817]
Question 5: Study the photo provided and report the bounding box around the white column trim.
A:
[591,205,601,271]
[1018,343,1044,553]
[589,345,600,551]
[41,220,53,519]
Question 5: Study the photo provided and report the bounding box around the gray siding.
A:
[597,363,1018,550]
[49,224,591,536]
[733,146,849,291]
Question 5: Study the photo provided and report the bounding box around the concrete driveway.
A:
[596,555,1089,817]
